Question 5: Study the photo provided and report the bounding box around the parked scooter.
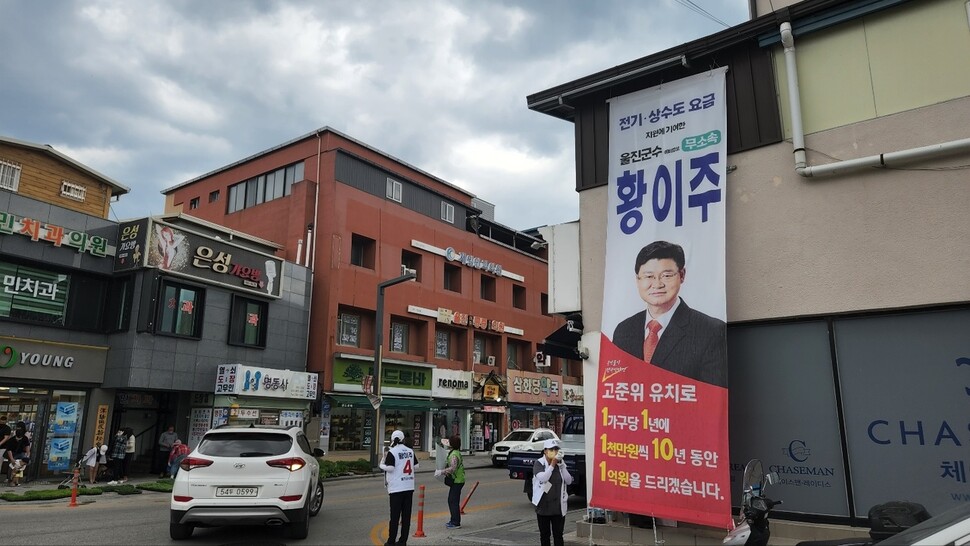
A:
[723,459,782,546]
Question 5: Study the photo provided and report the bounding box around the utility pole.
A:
[370,267,417,470]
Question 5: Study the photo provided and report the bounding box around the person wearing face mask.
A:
[531,439,573,546]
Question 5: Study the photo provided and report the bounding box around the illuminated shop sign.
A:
[0,210,113,257]
[115,218,285,298]
[436,307,505,333]
[444,246,503,276]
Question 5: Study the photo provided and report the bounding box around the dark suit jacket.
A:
[611,299,727,387]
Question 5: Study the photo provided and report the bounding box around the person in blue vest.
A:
[379,430,418,546]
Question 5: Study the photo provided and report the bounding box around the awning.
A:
[435,400,485,410]
[326,394,437,411]
[541,314,584,360]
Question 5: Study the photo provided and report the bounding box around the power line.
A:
[673,0,731,28]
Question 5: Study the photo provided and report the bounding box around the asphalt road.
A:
[1,466,589,545]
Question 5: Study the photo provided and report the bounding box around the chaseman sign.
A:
[0,336,107,383]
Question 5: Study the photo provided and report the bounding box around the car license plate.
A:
[496,455,506,460]
[215,487,258,497]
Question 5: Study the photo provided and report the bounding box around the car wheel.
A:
[284,492,311,539]
[309,481,324,517]
[169,521,194,540]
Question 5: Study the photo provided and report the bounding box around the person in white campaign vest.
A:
[379,430,418,546]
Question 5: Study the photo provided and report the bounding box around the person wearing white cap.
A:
[531,438,573,546]
[379,430,418,546]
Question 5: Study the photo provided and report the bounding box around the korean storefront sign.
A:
[94,404,109,447]
[506,370,562,405]
[114,218,285,298]
[596,68,730,528]
[332,357,431,397]
[444,246,503,276]
[432,369,473,400]
[0,335,107,383]
[188,408,212,449]
[213,363,318,400]
[436,307,505,333]
[562,384,584,406]
[0,210,114,257]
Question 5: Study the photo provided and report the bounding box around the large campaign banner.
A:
[593,67,731,529]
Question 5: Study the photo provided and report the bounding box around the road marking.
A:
[368,501,514,545]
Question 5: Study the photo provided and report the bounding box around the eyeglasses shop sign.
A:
[0,336,107,384]
[432,369,473,400]
[214,363,318,400]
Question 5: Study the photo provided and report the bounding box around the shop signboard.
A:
[214,363,318,400]
[333,358,432,397]
[0,209,115,257]
[506,370,562,405]
[432,369,473,400]
[188,408,212,449]
[211,408,229,428]
[562,384,584,406]
[117,218,285,299]
[93,404,109,447]
[0,336,107,384]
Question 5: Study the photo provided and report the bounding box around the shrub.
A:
[319,458,373,479]
[1,487,103,502]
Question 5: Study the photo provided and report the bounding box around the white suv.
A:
[170,425,325,540]
[489,428,559,467]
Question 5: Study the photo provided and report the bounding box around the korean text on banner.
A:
[593,67,731,529]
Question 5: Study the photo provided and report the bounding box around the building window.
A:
[402,250,421,282]
[225,161,304,213]
[390,321,409,353]
[229,295,267,347]
[507,340,519,370]
[0,159,22,192]
[208,190,220,203]
[472,336,485,364]
[512,284,526,310]
[386,177,402,202]
[480,274,496,302]
[444,264,461,292]
[338,312,360,347]
[157,280,204,338]
[351,234,376,268]
[541,293,550,316]
[435,329,451,359]
[0,260,71,325]
[440,202,455,223]
[189,197,200,210]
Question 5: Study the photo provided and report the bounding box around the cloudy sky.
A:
[0,1,748,229]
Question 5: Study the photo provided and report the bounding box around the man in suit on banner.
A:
[611,240,727,387]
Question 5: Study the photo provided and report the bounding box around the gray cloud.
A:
[0,0,746,226]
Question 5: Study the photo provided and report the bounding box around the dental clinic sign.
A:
[0,336,107,383]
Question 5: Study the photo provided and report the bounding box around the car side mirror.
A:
[313,448,325,458]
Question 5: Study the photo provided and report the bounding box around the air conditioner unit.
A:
[486,355,496,366]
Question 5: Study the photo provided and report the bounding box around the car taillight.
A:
[266,457,306,472]
[179,457,214,471]
[279,494,303,502]
[173,495,193,502]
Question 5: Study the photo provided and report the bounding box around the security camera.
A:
[530,241,547,250]
[566,320,583,334]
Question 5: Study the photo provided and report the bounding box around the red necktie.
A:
[643,320,662,363]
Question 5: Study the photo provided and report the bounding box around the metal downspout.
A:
[779,22,970,178]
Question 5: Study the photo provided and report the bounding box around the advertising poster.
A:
[319,401,331,454]
[593,67,731,529]
[188,408,213,449]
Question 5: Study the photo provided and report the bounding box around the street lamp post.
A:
[370,268,416,470]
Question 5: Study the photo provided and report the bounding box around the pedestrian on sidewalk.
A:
[156,425,177,478]
[378,430,418,546]
[531,439,573,546]
[80,443,100,484]
[108,429,126,484]
[168,439,190,478]
[435,435,465,529]
[122,427,135,481]
[1,424,30,485]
